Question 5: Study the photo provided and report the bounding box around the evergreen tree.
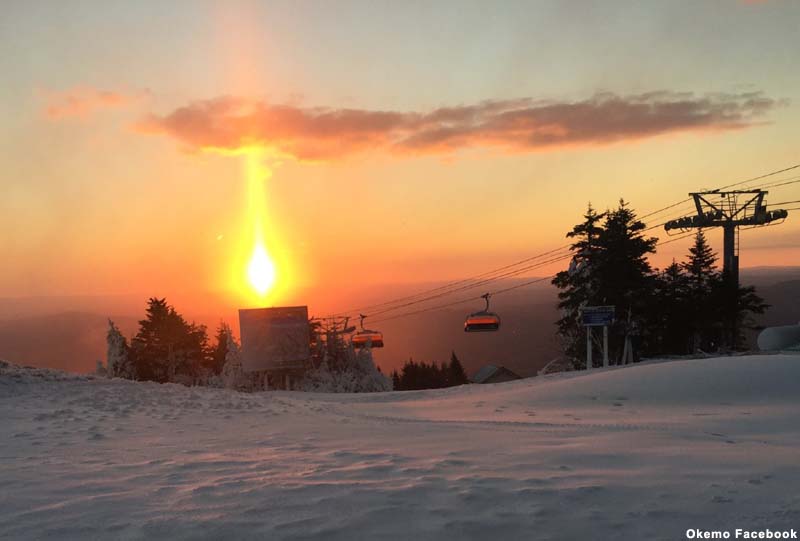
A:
[106,319,134,379]
[683,230,717,288]
[714,277,769,350]
[654,261,692,354]
[130,298,209,383]
[209,322,232,376]
[221,331,245,390]
[447,351,468,386]
[391,370,401,390]
[552,204,606,366]
[680,229,767,351]
[596,200,658,360]
[681,230,721,352]
[436,362,448,388]
[395,359,456,390]
[553,201,657,366]
[733,284,769,348]
[300,344,392,393]
[399,359,417,390]
[554,205,770,361]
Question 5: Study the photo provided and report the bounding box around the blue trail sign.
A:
[582,306,615,327]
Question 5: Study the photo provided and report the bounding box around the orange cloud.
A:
[45,87,147,119]
[138,91,780,160]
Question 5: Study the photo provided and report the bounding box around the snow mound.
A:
[2,354,799,540]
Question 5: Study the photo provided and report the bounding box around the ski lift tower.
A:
[664,190,788,344]
[664,190,788,285]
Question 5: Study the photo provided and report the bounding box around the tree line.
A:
[106,297,233,384]
[390,351,469,390]
[105,297,392,392]
[553,200,767,368]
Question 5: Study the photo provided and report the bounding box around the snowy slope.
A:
[1,355,799,540]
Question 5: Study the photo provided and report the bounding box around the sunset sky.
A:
[2,0,799,316]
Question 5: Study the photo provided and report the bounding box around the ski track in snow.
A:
[1,355,799,540]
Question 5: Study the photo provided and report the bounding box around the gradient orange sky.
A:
[2,0,799,317]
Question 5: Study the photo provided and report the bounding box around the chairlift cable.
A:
[333,207,696,320]
[329,164,799,321]
[327,243,573,318]
[370,231,697,325]
[639,164,800,220]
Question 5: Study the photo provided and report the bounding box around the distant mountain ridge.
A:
[1,268,798,377]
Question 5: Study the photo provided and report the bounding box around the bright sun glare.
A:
[244,150,279,298]
[247,242,276,295]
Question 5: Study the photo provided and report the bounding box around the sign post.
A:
[582,306,615,370]
[586,326,592,370]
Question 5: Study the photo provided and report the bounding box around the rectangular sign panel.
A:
[239,306,310,372]
[582,305,615,327]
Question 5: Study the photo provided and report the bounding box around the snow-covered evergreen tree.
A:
[301,345,391,393]
[221,332,245,390]
[94,359,108,377]
[107,319,134,379]
[209,322,232,376]
[352,347,392,392]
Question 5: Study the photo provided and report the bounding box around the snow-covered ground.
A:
[2,355,799,540]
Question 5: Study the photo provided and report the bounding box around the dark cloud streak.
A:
[137,91,780,160]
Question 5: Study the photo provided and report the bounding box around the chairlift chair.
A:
[352,314,385,348]
[464,293,501,332]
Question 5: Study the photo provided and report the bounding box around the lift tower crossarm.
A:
[665,190,788,232]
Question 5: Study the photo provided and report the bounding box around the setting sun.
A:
[247,241,276,295]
